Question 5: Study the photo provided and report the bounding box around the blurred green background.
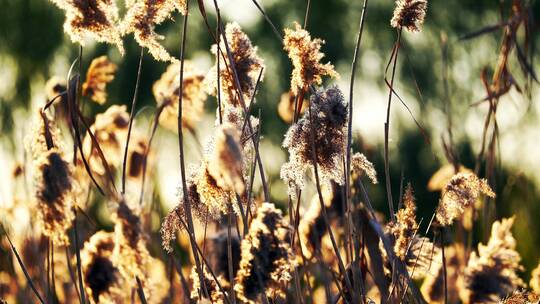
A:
[1,0,539,278]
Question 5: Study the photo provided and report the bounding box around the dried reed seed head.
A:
[531,262,540,293]
[81,231,124,303]
[190,266,228,304]
[234,202,295,304]
[351,152,378,184]
[126,134,148,180]
[152,61,207,131]
[161,179,208,252]
[277,90,308,123]
[82,56,117,105]
[283,22,338,95]
[49,0,124,53]
[435,172,495,226]
[390,0,428,32]
[500,290,540,304]
[386,184,418,261]
[461,217,525,304]
[421,244,465,304]
[27,111,74,244]
[206,22,265,107]
[83,105,129,175]
[207,123,245,195]
[193,161,234,218]
[113,199,149,280]
[121,0,186,62]
[281,86,348,198]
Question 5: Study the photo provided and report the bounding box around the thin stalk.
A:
[73,208,87,304]
[122,48,144,194]
[346,1,369,300]
[227,206,237,303]
[176,3,208,299]
[136,276,148,304]
[440,228,448,304]
[1,225,46,304]
[383,29,402,222]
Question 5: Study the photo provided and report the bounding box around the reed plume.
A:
[48,0,124,53]
[277,91,308,123]
[152,61,207,131]
[121,0,187,61]
[206,22,265,107]
[531,262,540,293]
[81,231,125,303]
[281,86,348,198]
[283,22,338,95]
[390,0,428,32]
[27,111,76,245]
[435,172,495,226]
[234,202,295,304]
[421,244,465,303]
[82,56,117,105]
[460,217,525,303]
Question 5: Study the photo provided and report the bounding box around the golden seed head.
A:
[351,152,378,184]
[435,172,495,226]
[234,202,295,304]
[152,61,207,131]
[281,86,348,199]
[121,0,186,61]
[390,0,428,32]
[460,217,525,304]
[82,56,117,105]
[49,0,124,53]
[205,22,265,107]
[207,123,245,195]
[283,22,338,95]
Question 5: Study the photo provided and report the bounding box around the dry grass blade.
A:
[122,48,144,194]
[1,225,46,304]
[136,276,148,304]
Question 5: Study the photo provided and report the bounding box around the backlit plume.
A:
[206,22,265,107]
[27,111,76,245]
[460,217,525,303]
[435,172,495,226]
[390,0,428,32]
[121,0,187,61]
[234,203,295,304]
[152,61,207,131]
[49,0,124,53]
[281,86,348,198]
[82,56,117,105]
[283,22,338,95]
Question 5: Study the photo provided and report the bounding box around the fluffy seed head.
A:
[206,22,265,107]
[281,86,348,198]
[283,22,338,95]
[121,0,187,61]
[460,217,525,304]
[28,112,75,245]
[234,203,295,304]
[435,172,495,226]
[390,0,428,32]
[81,231,125,303]
[82,56,117,105]
[351,152,378,184]
[49,0,124,53]
[207,123,245,195]
[83,105,129,176]
[152,61,207,131]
